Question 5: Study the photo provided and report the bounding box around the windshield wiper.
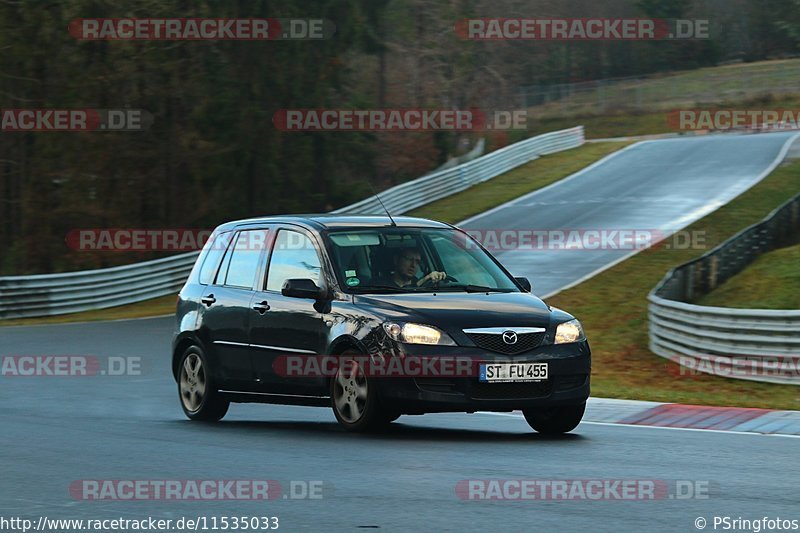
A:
[349,284,423,293]
[443,284,514,293]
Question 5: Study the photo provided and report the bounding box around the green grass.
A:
[0,294,178,327]
[529,59,800,121]
[525,94,800,140]
[408,141,632,222]
[696,243,800,310]
[519,57,800,140]
[529,111,689,139]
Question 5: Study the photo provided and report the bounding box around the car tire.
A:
[178,345,229,421]
[523,402,585,434]
[330,351,391,432]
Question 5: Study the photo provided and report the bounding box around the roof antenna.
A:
[367,182,397,227]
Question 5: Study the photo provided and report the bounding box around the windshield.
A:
[324,227,519,293]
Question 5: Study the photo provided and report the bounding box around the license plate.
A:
[479,362,548,383]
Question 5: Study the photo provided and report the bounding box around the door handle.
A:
[201,295,216,307]
[252,300,270,314]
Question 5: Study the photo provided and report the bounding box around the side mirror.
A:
[282,278,326,300]
[515,276,532,292]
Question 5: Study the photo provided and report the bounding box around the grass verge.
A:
[523,58,800,138]
[695,243,800,310]
[526,94,800,140]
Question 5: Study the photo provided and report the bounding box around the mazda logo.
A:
[502,331,518,345]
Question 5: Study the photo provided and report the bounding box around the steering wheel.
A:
[421,274,459,286]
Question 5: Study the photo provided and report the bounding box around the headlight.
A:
[382,322,456,346]
[554,319,585,344]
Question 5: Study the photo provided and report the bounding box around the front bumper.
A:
[375,341,591,414]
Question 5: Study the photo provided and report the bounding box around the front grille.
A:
[470,380,552,400]
[466,332,545,355]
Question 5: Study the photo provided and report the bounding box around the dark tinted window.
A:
[223,229,269,289]
[266,230,322,292]
[198,232,232,285]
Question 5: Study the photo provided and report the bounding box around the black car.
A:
[172,215,591,433]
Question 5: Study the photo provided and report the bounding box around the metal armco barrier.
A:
[333,127,583,215]
[0,127,584,319]
[0,253,199,319]
[649,193,800,384]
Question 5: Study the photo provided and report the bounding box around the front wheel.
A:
[331,352,392,432]
[178,346,229,421]
[523,402,585,434]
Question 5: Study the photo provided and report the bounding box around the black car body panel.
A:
[172,215,591,415]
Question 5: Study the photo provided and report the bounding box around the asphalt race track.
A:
[462,131,799,297]
[2,133,799,532]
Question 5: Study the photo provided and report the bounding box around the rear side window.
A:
[223,229,269,289]
[198,232,232,285]
[266,230,322,292]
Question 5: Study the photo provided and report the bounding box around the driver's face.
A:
[397,251,422,278]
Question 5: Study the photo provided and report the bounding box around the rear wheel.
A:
[523,402,585,434]
[331,351,392,432]
[178,345,229,421]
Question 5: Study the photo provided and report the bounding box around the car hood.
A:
[352,291,557,331]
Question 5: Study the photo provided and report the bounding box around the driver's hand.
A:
[418,271,446,285]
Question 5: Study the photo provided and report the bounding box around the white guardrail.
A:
[649,300,800,385]
[0,126,585,319]
[332,127,583,215]
[648,193,800,385]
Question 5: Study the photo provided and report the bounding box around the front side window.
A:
[223,229,269,289]
[428,233,499,288]
[266,230,322,292]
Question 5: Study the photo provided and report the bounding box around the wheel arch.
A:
[172,335,209,381]
[324,335,369,389]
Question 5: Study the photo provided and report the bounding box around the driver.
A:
[381,247,446,288]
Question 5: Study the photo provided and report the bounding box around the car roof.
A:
[214,214,454,233]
